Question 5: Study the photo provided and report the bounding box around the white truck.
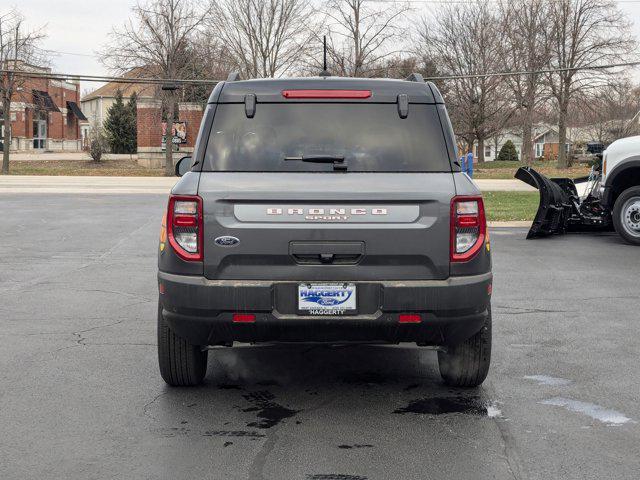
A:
[516,135,640,245]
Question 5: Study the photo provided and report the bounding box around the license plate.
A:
[298,283,356,315]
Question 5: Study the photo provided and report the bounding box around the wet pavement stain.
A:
[338,444,374,449]
[157,426,190,437]
[202,430,266,438]
[241,390,300,429]
[218,383,243,390]
[307,475,368,480]
[339,372,387,385]
[256,380,279,386]
[394,396,500,417]
[223,441,233,447]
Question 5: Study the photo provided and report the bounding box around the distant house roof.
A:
[533,129,552,142]
[533,127,573,144]
[81,67,157,102]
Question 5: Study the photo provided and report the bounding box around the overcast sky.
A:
[10,0,640,94]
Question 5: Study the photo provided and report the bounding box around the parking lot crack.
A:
[494,304,570,315]
[493,416,526,480]
[143,392,167,420]
[71,289,155,303]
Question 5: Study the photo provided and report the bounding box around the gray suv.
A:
[157,75,492,388]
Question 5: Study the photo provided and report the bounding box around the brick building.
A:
[80,69,202,167]
[136,98,203,168]
[1,64,87,152]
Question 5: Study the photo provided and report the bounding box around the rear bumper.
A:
[158,272,492,346]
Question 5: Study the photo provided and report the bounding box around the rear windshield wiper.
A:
[284,155,347,171]
[284,155,345,163]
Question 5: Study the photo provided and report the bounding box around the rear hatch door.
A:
[200,172,453,280]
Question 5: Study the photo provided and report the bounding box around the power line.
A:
[0,69,220,86]
[424,61,640,81]
[42,49,99,58]
[1,60,639,86]
[367,0,640,3]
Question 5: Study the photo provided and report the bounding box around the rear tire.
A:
[157,302,208,386]
[438,306,491,387]
[612,186,640,246]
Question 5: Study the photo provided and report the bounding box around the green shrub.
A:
[497,140,519,162]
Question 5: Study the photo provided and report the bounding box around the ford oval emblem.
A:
[214,236,240,247]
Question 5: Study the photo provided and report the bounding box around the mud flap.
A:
[514,167,574,239]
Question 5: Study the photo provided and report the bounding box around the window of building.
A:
[32,111,47,149]
[535,144,543,157]
[485,145,492,158]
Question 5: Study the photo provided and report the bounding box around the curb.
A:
[488,221,532,227]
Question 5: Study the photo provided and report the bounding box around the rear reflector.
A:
[173,215,197,227]
[399,314,421,324]
[281,89,371,99]
[233,313,256,323]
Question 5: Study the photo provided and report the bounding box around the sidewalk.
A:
[0,176,532,194]
[0,175,176,194]
[474,179,535,191]
[9,152,138,161]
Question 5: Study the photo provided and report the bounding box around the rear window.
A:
[202,103,451,172]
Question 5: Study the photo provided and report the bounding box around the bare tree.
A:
[179,33,237,103]
[417,2,515,162]
[572,80,640,144]
[498,0,552,164]
[318,0,410,77]
[211,0,317,78]
[102,0,212,175]
[0,9,45,174]
[545,0,635,168]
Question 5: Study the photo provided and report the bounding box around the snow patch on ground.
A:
[540,397,635,425]
[524,375,572,386]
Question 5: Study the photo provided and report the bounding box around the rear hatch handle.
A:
[289,241,364,265]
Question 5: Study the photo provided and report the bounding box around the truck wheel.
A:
[157,302,208,386]
[613,186,640,246]
[438,307,491,387]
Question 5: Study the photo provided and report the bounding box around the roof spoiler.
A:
[226,72,241,82]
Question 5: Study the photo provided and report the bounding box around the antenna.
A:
[323,36,327,71]
[319,35,330,77]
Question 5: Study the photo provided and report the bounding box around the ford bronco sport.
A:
[157,74,492,387]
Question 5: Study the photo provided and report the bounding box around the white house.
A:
[469,124,558,162]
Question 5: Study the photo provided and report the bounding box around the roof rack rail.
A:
[226,72,241,82]
[405,73,424,83]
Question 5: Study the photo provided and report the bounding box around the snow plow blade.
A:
[514,166,574,239]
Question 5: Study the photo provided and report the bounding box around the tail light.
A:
[451,196,486,262]
[167,195,203,261]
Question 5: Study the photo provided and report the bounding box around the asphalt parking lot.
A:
[1,193,639,480]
